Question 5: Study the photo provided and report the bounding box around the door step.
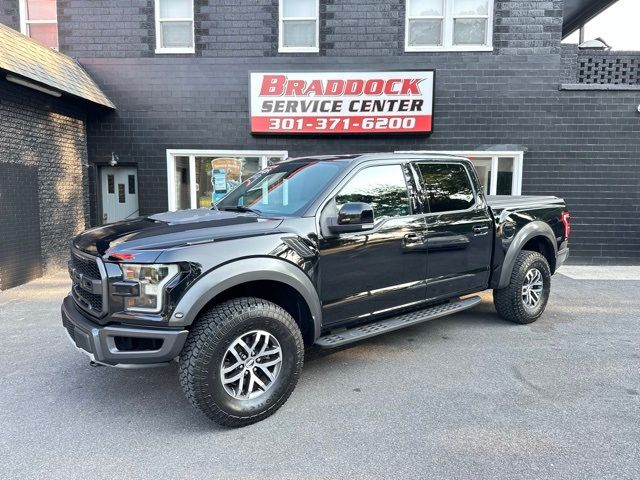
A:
[315,296,481,349]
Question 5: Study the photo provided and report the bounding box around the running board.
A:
[315,296,481,349]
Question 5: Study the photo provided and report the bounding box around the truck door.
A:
[318,163,428,325]
[413,162,493,300]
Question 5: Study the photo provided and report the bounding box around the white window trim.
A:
[278,0,320,53]
[18,0,58,50]
[405,0,494,52]
[154,0,195,54]
[395,150,524,196]
[166,149,289,211]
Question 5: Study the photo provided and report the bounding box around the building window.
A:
[279,0,319,53]
[396,150,523,196]
[405,0,493,52]
[166,150,289,211]
[19,0,58,49]
[155,0,194,54]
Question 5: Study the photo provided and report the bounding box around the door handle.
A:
[472,225,490,236]
[403,233,422,244]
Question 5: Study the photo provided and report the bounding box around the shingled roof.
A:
[0,23,114,109]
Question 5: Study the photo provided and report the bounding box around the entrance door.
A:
[100,167,139,224]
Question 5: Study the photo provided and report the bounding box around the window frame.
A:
[19,0,58,50]
[278,0,320,53]
[154,0,195,55]
[405,0,494,52]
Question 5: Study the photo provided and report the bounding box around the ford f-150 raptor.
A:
[62,153,570,426]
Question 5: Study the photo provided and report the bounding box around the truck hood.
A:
[73,209,284,259]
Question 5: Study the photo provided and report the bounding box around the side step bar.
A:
[315,296,481,349]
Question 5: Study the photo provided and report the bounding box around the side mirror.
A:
[327,202,375,234]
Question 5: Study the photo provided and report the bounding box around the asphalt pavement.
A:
[0,268,638,479]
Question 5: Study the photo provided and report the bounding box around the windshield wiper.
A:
[217,205,262,214]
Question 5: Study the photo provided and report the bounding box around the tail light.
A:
[561,211,571,239]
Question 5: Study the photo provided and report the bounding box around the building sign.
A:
[249,71,434,135]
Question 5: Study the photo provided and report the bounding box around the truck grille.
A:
[72,284,103,312]
[69,249,106,317]
[70,252,101,280]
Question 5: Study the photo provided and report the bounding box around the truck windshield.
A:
[215,159,349,216]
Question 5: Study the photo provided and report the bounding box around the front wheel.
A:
[179,297,304,427]
[493,251,551,324]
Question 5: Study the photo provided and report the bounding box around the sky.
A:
[562,0,640,50]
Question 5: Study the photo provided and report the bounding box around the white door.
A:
[100,167,139,224]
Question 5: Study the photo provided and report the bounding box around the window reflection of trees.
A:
[336,166,410,220]
[418,164,474,213]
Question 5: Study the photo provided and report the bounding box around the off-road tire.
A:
[493,250,551,324]
[179,297,304,427]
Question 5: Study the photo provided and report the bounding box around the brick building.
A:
[0,24,113,289]
[0,0,639,288]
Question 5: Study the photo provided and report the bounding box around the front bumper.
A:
[61,295,188,367]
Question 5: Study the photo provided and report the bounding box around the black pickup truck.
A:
[62,153,570,426]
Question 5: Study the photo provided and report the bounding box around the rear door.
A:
[413,162,493,300]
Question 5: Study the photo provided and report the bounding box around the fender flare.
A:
[497,221,557,289]
[168,257,323,340]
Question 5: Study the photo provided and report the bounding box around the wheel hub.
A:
[220,330,282,400]
[522,268,544,309]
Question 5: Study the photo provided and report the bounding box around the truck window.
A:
[336,165,410,220]
[217,159,348,216]
[415,163,475,213]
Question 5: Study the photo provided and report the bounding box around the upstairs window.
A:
[19,0,58,49]
[405,0,493,52]
[279,0,319,53]
[155,0,194,54]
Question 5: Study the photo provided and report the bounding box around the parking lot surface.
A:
[0,269,638,479]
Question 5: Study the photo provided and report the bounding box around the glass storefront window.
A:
[195,156,262,208]
[173,156,191,210]
[167,151,288,211]
[471,157,492,194]
[496,157,514,195]
[396,150,523,196]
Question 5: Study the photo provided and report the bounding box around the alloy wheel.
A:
[220,330,283,400]
[521,267,544,309]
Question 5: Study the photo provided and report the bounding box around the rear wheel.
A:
[179,297,304,427]
[493,251,551,324]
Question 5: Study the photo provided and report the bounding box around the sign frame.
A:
[248,69,436,136]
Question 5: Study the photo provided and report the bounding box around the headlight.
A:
[120,264,180,313]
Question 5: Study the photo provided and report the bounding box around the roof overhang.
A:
[563,0,620,38]
[0,23,115,109]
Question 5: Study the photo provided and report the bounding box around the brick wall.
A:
[0,0,563,58]
[0,79,89,282]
